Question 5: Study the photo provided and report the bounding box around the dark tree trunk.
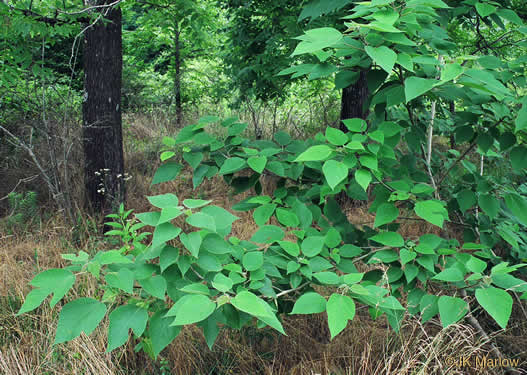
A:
[338,70,369,209]
[174,26,183,128]
[82,2,125,214]
[339,70,369,130]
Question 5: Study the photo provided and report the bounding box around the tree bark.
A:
[174,25,183,128]
[339,70,369,131]
[82,2,125,214]
[338,70,369,208]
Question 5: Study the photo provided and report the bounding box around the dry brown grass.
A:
[2,163,527,374]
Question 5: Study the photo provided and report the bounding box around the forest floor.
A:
[1,115,526,375]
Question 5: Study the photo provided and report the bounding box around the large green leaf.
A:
[186,212,216,232]
[301,236,326,257]
[323,160,349,190]
[325,127,348,146]
[231,291,273,318]
[253,204,276,226]
[242,251,264,271]
[171,295,216,326]
[475,288,512,329]
[327,294,355,339]
[17,269,75,315]
[404,77,438,102]
[370,231,404,247]
[250,225,284,243]
[516,101,527,133]
[219,157,246,175]
[374,203,399,227]
[478,194,499,220]
[247,156,267,173]
[148,310,181,358]
[147,193,179,209]
[292,28,343,56]
[365,46,397,74]
[152,223,182,247]
[438,296,468,328]
[291,292,327,314]
[475,2,496,17]
[414,200,448,228]
[294,145,333,162]
[355,169,372,191]
[138,275,166,300]
[510,146,526,171]
[107,305,148,352]
[54,298,107,344]
[504,194,527,227]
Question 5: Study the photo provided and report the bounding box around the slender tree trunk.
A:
[338,70,369,208]
[82,2,125,214]
[174,25,183,128]
[339,70,369,131]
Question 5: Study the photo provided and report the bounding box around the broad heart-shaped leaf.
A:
[327,294,355,339]
[399,249,416,265]
[149,310,182,358]
[516,100,527,133]
[171,295,216,326]
[17,269,75,315]
[414,200,449,228]
[151,162,182,185]
[294,145,334,162]
[301,236,326,257]
[275,208,300,227]
[355,169,372,191]
[107,305,148,352]
[510,146,527,171]
[180,232,202,257]
[247,155,267,173]
[186,212,216,232]
[478,194,499,220]
[212,273,233,293]
[250,225,284,243]
[374,203,399,228]
[152,223,182,248]
[105,268,134,294]
[253,203,276,226]
[365,46,397,74]
[54,298,107,344]
[231,291,273,318]
[325,127,348,146]
[323,160,349,190]
[404,77,438,103]
[147,193,179,209]
[438,296,468,328]
[369,231,404,247]
[456,189,476,213]
[292,27,342,56]
[183,199,212,209]
[138,275,167,300]
[432,268,464,282]
[475,2,496,17]
[219,157,246,175]
[440,63,463,82]
[242,251,264,271]
[504,194,527,227]
[475,288,512,329]
[291,292,327,314]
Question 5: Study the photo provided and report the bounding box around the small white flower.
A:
[94,171,101,176]
[117,174,122,178]
[103,168,110,172]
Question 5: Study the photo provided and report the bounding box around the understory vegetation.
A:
[1,0,527,374]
